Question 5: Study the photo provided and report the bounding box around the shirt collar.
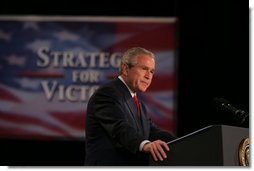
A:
[118,75,136,97]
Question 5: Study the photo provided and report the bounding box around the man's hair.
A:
[119,47,155,73]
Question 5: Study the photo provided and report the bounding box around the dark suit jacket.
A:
[85,78,176,166]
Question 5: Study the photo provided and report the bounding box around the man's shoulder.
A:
[95,78,124,95]
[99,78,119,89]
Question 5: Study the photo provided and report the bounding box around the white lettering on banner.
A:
[37,47,120,102]
[37,47,121,68]
[41,81,99,102]
[72,70,100,83]
[37,47,50,67]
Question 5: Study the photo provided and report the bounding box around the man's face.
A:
[123,54,155,92]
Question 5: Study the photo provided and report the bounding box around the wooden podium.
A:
[150,125,249,166]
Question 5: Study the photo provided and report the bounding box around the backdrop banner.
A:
[0,16,177,139]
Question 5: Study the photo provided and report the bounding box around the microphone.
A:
[213,97,248,125]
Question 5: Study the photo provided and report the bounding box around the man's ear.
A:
[122,63,129,76]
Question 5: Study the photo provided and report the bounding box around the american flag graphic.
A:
[0,16,177,139]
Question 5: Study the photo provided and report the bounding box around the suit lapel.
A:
[114,78,145,134]
[126,96,143,131]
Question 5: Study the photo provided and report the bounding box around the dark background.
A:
[0,0,249,166]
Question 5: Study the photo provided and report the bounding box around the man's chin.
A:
[139,87,148,92]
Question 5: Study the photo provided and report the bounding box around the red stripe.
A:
[16,72,64,78]
[49,111,85,130]
[0,87,21,103]
[113,23,176,52]
[148,75,176,91]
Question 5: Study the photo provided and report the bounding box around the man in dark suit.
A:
[85,47,176,166]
